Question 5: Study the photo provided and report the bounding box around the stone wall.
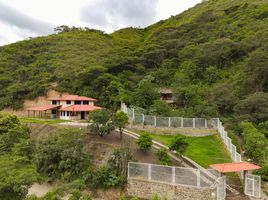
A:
[127,178,217,200]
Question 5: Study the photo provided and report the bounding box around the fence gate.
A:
[244,174,261,198]
[217,176,226,200]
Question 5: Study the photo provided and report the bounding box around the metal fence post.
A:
[181,118,183,128]
[128,162,130,178]
[205,119,207,129]
[168,117,171,127]
[197,169,200,188]
[148,164,151,180]
[132,109,135,121]
[172,167,176,184]
[154,116,156,127]
[193,118,195,128]
[142,114,145,125]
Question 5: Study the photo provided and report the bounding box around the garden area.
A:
[137,131,232,168]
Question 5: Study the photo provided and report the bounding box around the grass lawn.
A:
[139,131,232,168]
[19,117,69,125]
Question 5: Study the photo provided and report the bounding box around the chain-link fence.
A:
[121,103,218,129]
[128,162,220,188]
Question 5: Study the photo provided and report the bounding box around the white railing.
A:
[122,103,242,163]
[217,119,242,163]
[128,162,220,188]
[121,103,218,129]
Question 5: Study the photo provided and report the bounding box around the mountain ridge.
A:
[0,0,267,124]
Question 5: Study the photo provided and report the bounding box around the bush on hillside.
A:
[35,129,91,182]
[239,122,267,164]
[136,132,153,152]
[156,148,172,166]
[168,135,188,156]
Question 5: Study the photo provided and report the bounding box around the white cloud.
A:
[81,0,159,32]
[0,0,202,46]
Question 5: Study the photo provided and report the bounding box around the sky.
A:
[0,0,202,46]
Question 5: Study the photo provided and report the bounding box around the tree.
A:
[149,100,172,116]
[88,109,114,136]
[114,111,129,139]
[136,132,153,152]
[156,148,172,166]
[239,122,267,164]
[131,81,160,109]
[234,92,268,123]
[0,125,30,154]
[168,136,188,156]
[0,112,20,135]
[257,121,268,138]
[245,48,268,92]
[35,130,91,181]
[0,156,37,200]
[102,81,124,111]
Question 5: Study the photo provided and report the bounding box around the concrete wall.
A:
[130,125,216,137]
[127,178,217,200]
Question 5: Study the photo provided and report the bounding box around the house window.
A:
[74,100,81,105]
[52,100,57,105]
[51,109,57,115]
[66,100,71,105]
[83,101,89,105]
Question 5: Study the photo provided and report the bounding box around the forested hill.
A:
[0,0,268,123]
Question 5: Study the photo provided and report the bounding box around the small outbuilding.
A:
[159,88,175,103]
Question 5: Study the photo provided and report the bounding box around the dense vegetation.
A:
[0,0,267,186]
[0,112,132,200]
[0,113,38,200]
[0,0,267,120]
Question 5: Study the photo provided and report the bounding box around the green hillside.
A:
[0,0,268,124]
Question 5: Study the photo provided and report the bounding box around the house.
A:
[26,95,102,120]
[159,88,175,104]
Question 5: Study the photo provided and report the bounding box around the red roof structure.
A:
[48,95,97,101]
[59,105,103,112]
[26,105,62,111]
[210,162,261,173]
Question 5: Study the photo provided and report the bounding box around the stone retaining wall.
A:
[128,178,217,200]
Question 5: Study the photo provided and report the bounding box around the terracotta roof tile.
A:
[59,105,103,112]
[26,105,62,111]
[210,162,261,173]
[48,95,97,101]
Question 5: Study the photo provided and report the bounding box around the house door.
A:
[81,112,85,120]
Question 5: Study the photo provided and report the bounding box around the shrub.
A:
[119,194,127,200]
[149,100,172,116]
[130,197,139,200]
[255,166,268,181]
[136,132,153,152]
[156,148,172,166]
[35,130,91,182]
[114,111,129,139]
[151,194,161,200]
[168,135,188,156]
[239,122,267,164]
[88,109,114,136]
[68,190,92,200]
[84,166,123,189]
